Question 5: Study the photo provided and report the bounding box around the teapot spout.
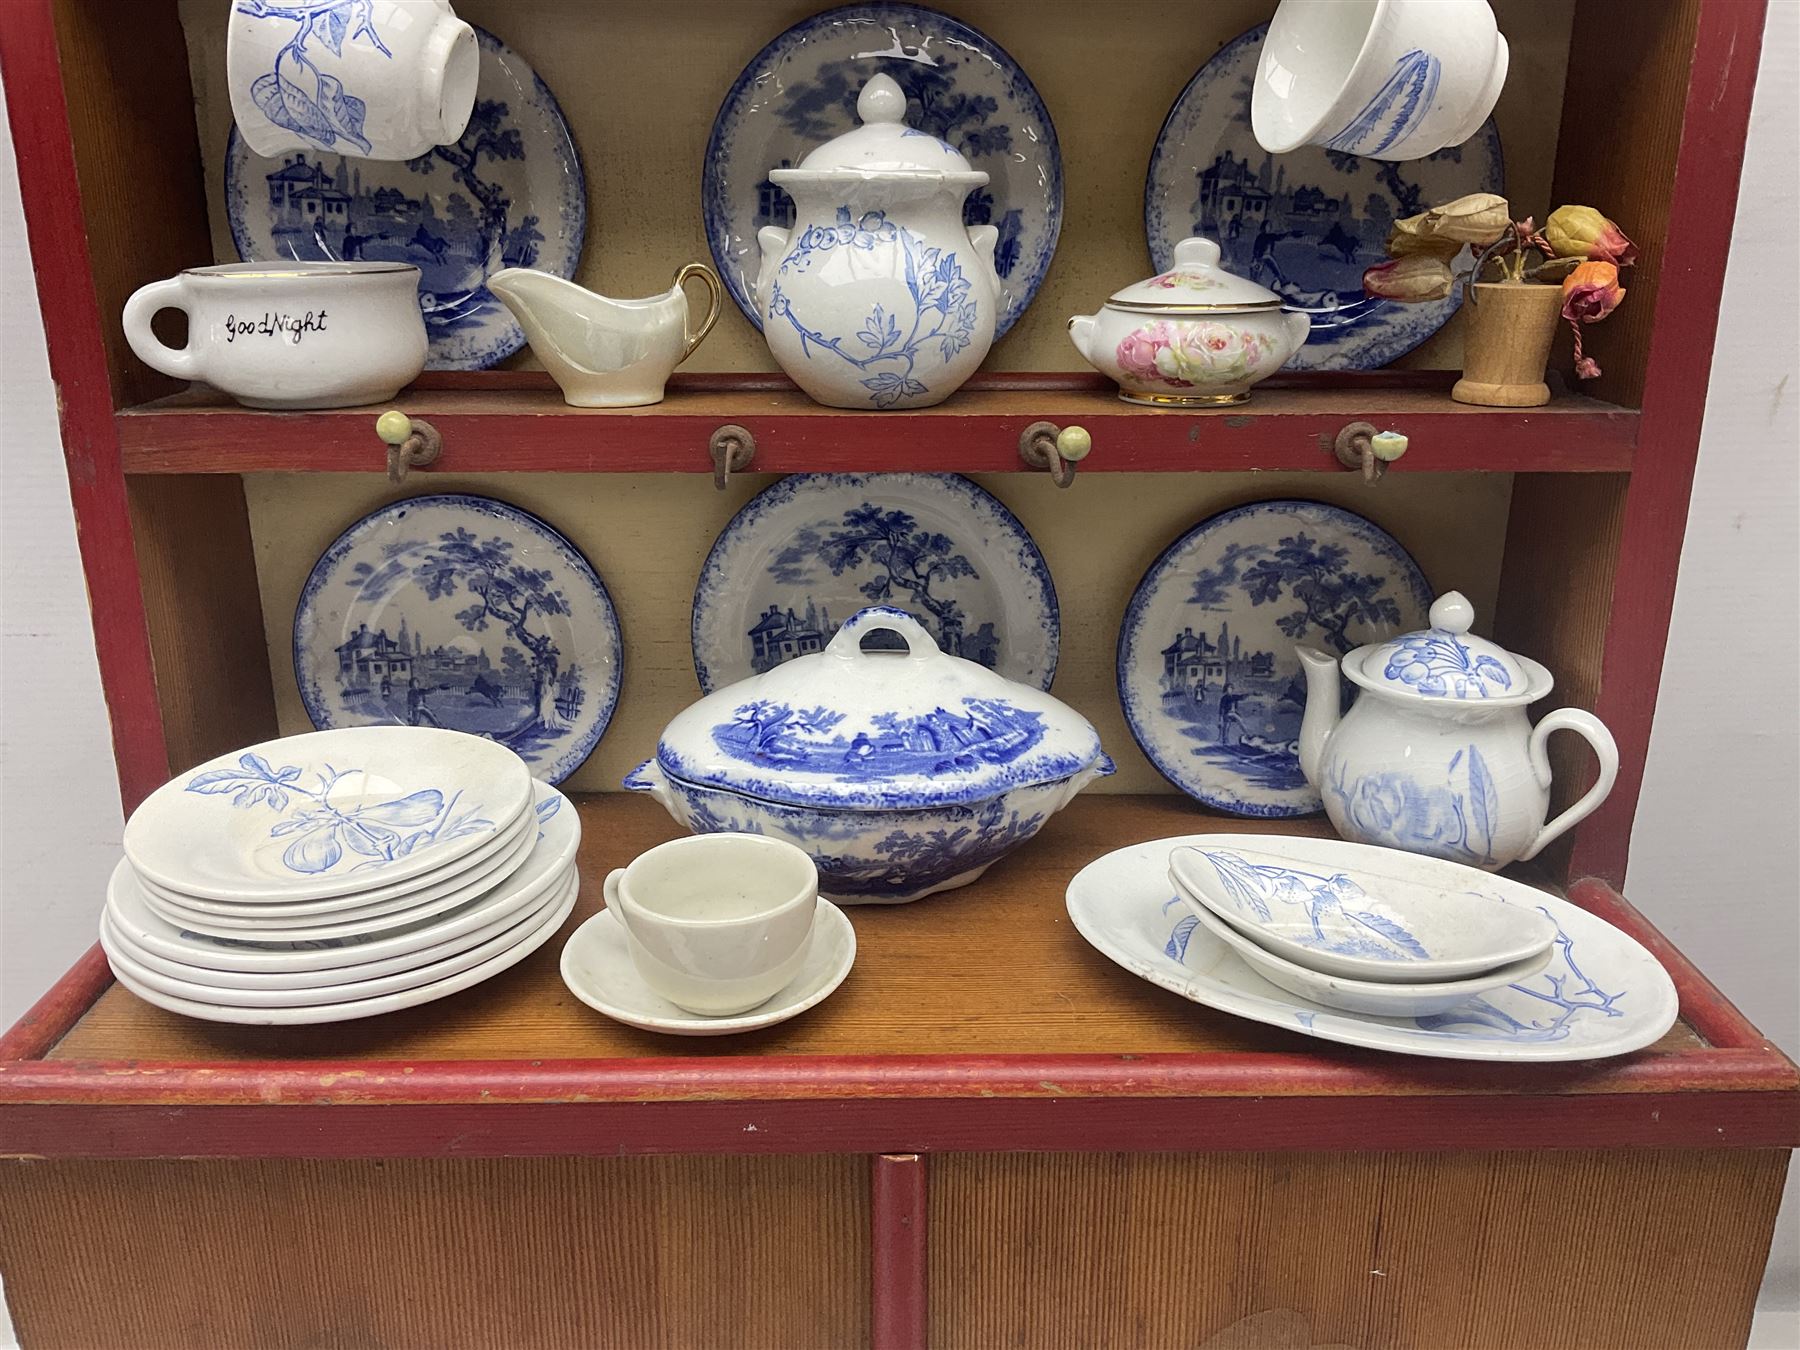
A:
[754,226,790,317]
[1294,646,1342,788]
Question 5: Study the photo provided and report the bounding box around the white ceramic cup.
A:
[228,0,479,162]
[1252,0,1509,162]
[605,835,819,1016]
[122,262,428,408]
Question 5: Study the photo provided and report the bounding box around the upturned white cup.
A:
[228,0,479,162]
[122,262,428,408]
[605,835,819,1016]
[1252,0,1509,162]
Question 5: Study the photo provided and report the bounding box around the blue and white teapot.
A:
[754,74,1001,410]
[1296,592,1619,870]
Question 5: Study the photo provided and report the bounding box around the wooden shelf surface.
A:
[114,373,1638,475]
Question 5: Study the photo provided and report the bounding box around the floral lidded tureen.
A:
[1069,237,1311,405]
[626,607,1113,903]
[1295,591,1620,871]
[754,74,1001,410]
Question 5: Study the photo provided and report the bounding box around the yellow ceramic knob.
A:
[375,410,414,446]
[1370,431,1409,462]
[1056,425,1092,462]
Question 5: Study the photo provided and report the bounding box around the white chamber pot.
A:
[1252,0,1509,162]
[122,262,428,409]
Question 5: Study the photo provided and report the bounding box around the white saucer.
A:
[107,867,579,1025]
[559,900,855,1037]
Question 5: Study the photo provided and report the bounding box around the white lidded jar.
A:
[754,75,1001,410]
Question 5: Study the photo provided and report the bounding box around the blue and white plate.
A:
[1144,24,1505,371]
[692,473,1057,694]
[703,2,1061,339]
[1067,835,1678,1062]
[1118,500,1432,817]
[295,495,622,785]
[225,27,585,370]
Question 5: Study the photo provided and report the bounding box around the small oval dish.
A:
[1180,897,1552,1018]
[1168,837,1557,982]
[627,605,1112,903]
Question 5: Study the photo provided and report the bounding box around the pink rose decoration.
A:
[1115,325,1172,382]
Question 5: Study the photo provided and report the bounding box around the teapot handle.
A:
[826,606,941,663]
[1517,708,1619,862]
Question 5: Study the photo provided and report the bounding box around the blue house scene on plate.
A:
[751,505,1002,673]
[1166,532,1405,793]
[260,98,543,341]
[757,58,1025,281]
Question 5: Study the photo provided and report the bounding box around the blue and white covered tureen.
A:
[626,606,1112,903]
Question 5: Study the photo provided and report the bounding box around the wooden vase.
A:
[1452,282,1565,407]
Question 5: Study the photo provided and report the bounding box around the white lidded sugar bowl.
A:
[1068,238,1311,406]
[754,74,1001,410]
[1296,591,1619,870]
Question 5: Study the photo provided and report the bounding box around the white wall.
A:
[0,6,1795,1335]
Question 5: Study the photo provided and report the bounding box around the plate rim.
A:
[1140,21,1506,372]
[1115,497,1433,817]
[292,492,623,786]
[1066,835,1680,1063]
[690,471,1059,694]
[700,0,1062,339]
[223,25,588,371]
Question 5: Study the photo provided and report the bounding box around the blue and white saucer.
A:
[294,495,622,785]
[1144,24,1505,371]
[225,27,585,370]
[692,473,1057,694]
[704,3,1060,339]
[1118,500,1432,817]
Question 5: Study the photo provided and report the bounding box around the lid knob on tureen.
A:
[857,73,908,126]
[1428,590,1476,635]
[1171,237,1223,271]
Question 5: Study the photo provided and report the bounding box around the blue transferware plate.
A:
[225,27,585,371]
[692,473,1057,694]
[1067,835,1678,1062]
[1118,499,1432,817]
[294,494,621,785]
[1144,24,1504,371]
[703,2,1060,340]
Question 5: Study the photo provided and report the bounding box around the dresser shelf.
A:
[114,372,1638,476]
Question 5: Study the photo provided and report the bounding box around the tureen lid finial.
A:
[1428,590,1475,635]
[857,73,907,126]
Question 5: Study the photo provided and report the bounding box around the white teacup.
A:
[228,0,479,162]
[1252,0,1509,162]
[122,262,428,409]
[605,835,819,1016]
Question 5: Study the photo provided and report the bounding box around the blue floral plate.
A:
[692,473,1057,694]
[1118,500,1432,817]
[703,2,1060,340]
[225,27,585,370]
[1068,835,1678,1062]
[294,494,622,785]
[1144,24,1504,371]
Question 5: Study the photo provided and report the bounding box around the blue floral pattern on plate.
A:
[1144,23,1504,371]
[186,753,494,877]
[704,2,1060,339]
[293,495,622,785]
[691,473,1058,695]
[225,27,585,370]
[1192,850,1431,961]
[1118,500,1432,817]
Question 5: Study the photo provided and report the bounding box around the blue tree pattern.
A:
[1381,630,1513,698]
[1191,532,1404,654]
[346,529,576,761]
[768,208,978,407]
[1326,743,1500,866]
[766,505,983,663]
[185,753,493,875]
[710,697,1046,780]
[1192,850,1432,961]
[236,0,388,154]
[1418,917,1628,1041]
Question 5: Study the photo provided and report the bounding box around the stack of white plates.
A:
[101,726,582,1025]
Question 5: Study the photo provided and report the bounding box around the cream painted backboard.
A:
[178,0,1571,372]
